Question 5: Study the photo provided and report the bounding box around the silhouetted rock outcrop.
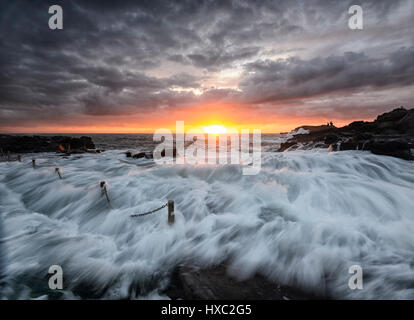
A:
[0,135,96,154]
[278,107,414,160]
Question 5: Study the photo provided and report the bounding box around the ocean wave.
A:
[1,149,413,299]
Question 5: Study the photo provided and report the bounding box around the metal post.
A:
[55,167,62,179]
[17,155,21,162]
[100,181,110,205]
[7,151,10,162]
[168,200,175,225]
[32,159,36,168]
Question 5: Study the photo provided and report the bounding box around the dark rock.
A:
[278,141,297,152]
[129,151,153,159]
[278,107,414,160]
[132,152,146,159]
[397,111,414,134]
[339,142,358,151]
[125,151,132,157]
[366,139,413,160]
[0,135,96,153]
[80,136,95,149]
[376,107,407,123]
[324,134,339,145]
[161,147,177,157]
[343,121,374,132]
[350,133,373,142]
[164,264,318,300]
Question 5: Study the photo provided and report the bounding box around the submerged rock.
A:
[132,152,146,159]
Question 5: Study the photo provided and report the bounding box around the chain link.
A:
[130,202,168,217]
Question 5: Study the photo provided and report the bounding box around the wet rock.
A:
[132,152,146,159]
[366,139,413,160]
[339,142,358,151]
[164,264,317,300]
[129,151,153,159]
[278,141,297,152]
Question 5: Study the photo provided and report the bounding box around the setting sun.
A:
[203,125,227,134]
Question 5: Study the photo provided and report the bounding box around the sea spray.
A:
[0,143,414,299]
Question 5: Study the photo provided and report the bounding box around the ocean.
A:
[0,134,414,299]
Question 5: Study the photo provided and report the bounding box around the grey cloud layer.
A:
[0,0,413,127]
[240,47,414,103]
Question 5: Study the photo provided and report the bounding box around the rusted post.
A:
[168,200,175,225]
[100,181,111,205]
[17,155,21,162]
[32,159,36,168]
[55,167,62,179]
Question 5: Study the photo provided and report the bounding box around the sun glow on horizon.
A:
[202,124,227,135]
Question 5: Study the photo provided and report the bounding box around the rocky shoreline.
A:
[0,135,100,156]
[164,264,320,300]
[278,107,414,160]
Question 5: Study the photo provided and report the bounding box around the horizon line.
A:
[0,131,287,135]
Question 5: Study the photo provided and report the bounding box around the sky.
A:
[0,0,413,133]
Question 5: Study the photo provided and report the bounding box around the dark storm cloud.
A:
[0,0,413,128]
[239,47,414,103]
[185,47,261,70]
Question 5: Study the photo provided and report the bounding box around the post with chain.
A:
[55,167,62,179]
[168,200,175,225]
[100,181,111,206]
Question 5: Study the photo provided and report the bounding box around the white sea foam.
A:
[1,148,414,299]
[289,128,310,136]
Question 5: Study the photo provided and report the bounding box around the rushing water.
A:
[0,134,414,299]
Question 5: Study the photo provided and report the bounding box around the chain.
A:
[130,202,168,217]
